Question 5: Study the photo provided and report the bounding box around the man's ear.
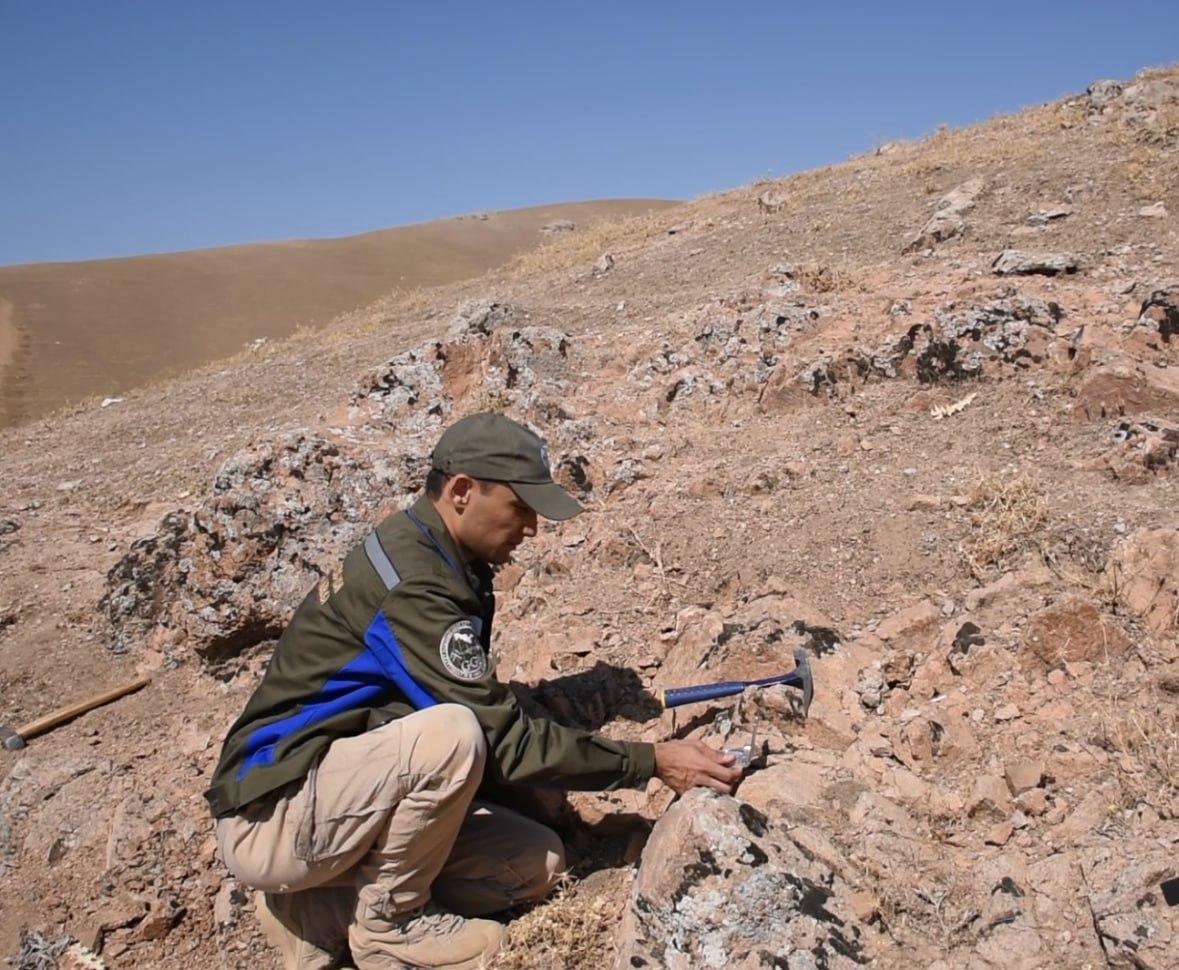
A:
[447,474,476,511]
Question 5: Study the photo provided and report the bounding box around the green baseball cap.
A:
[431,412,583,521]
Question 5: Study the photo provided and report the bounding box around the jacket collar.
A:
[409,494,482,588]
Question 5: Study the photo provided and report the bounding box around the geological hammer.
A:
[1,675,151,751]
[660,647,814,717]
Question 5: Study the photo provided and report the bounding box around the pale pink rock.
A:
[848,890,880,922]
[736,760,828,821]
[1076,360,1179,421]
[1016,789,1050,816]
[963,571,1019,612]
[1107,526,1179,634]
[1056,789,1112,839]
[1005,759,1045,795]
[1081,846,1177,968]
[968,775,1013,818]
[1033,699,1076,723]
[876,599,940,642]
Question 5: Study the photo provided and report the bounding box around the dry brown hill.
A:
[0,67,1176,970]
[0,199,676,426]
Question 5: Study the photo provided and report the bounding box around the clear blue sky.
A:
[2,1,1176,265]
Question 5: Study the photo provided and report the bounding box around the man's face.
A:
[452,479,538,564]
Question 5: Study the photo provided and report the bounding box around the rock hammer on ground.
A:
[659,647,814,716]
[1,675,151,750]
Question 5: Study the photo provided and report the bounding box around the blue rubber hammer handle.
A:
[660,649,813,715]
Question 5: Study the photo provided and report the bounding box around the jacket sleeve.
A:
[377,573,655,792]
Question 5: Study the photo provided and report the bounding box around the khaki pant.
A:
[216,704,565,922]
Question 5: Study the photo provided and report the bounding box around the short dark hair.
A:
[425,468,450,499]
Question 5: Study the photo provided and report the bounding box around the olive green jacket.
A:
[204,495,654,817]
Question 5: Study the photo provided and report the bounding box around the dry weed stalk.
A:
[930,391,977,421]
[1093,632,1179,810]
[960,473,1049,579]
[12,931,71,970]
[1098,699,1179,809]
[491,874,624,970]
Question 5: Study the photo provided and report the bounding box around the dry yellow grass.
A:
[960,473,1050,579]
[491,871,630,970]
[1093,655,1179,812]
[507,209,672,277]
[1120,141,1174,200]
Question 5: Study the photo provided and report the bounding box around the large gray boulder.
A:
[992,250,1080,276]
[614,789,887,969]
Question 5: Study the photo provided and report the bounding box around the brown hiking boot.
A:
[349,902,504,970]
[254,888,356,970]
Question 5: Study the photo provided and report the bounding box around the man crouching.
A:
[205,412,740,969]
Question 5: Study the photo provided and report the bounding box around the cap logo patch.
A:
[439,620,488,681]
[539,441,551,472]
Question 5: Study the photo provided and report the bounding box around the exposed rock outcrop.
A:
[102,304,581,664]
[904,177,984,252]
[992,250,1080,276]
[614,790,886,969]
[102,432,399,662]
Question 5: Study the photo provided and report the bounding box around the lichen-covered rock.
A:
[102,308,586,663]
[926,296,1063,376]
[1087,79,1124,112]
[351,302,570,428]
[614,790,884,969]
[103,432,411,662]
[992,250,1080,276]
[1120,76,1179,142]
[349,340,449,432]
[481,325,572,419]
[637,301,822,416]
[1137,285,1179,344]
[448,298,529,337]
[752,302,820,354]
[101,512,189,655]
[768,295,1063,405]
[365,302,573,425]
[1096,418,1179,482]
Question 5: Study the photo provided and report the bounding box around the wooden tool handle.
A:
[17,675,151,740]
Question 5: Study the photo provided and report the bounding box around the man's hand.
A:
[654,739,743,795]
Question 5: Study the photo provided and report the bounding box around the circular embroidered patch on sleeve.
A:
[439,620,488,681]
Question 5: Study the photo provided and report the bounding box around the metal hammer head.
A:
[1,726,25,751]
[792,647,814,719]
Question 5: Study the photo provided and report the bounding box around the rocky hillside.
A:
[0,67,1176,969]
[0,199,674,427]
